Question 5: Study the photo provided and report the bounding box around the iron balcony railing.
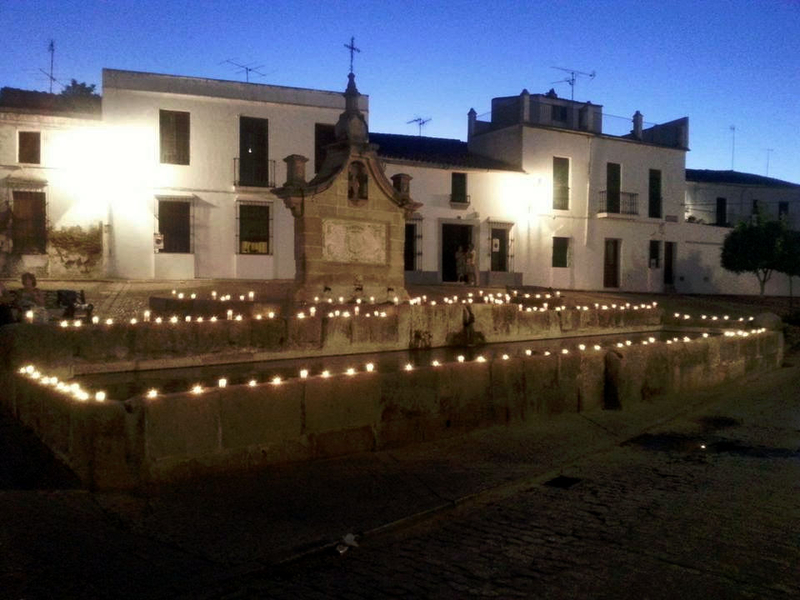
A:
[553,186,570,210]
[450,194,471,205]
[598,190,638,215]
[234,157,276,188]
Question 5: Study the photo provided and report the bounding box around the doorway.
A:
[664,242,676,286]
[404,222,417,271]
[441,223,473,282]
[603,238,620,288]
[490,227,508,272]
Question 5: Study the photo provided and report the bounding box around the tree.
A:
[720,216,785,295]
[775,229,800,309]
[60,79,98,97]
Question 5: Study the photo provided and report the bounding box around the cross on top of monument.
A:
[344,36,361,74]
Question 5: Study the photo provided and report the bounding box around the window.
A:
[315,123,336,173]
[11,191,47,254]
[715,197,727,226]
[18,131,41,164]
[553,157,570,210]
[237,202,271,255]
[551,105,568,122]
[451,172,468,204]
[157,199,191,253]
[648,169,662,218]
[552,237,570,268]
[238,117,269,186]
[779,202,789,220]
[404,220,422,271]
[605,162,621,213]
[649,240,660,268]
[159,110,190,165]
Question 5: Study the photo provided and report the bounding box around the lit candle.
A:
[218,378,227,388]
[95,391,106,402]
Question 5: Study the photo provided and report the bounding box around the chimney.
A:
[391,173,412,197]
[467,108,477,140]
[283,154,308,187]
[519,89,530,123]
[632,110,643,140]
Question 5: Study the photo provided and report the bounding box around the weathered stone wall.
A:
[0,304,663,375]
[1,329,783,489]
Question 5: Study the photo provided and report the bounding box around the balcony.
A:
[234,157,276,188]
[553,186,570,210]
[449,194,471,207]
[598,191,638,216]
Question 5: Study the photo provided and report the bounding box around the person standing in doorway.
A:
[466,244,478,286]
[455,246,466,283]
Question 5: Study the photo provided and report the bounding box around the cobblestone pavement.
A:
[183,365,800,599]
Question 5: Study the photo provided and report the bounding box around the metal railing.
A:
[234,158,276,188]
[598,190,638,215]
[450,194,471,206]
[553,186,570,210]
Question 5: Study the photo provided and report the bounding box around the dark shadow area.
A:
[625,432,799,460]
[697,415,741,433]
[543,475,582,489]
[0,407,81,490]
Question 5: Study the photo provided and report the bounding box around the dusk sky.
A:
[1,0,798,182]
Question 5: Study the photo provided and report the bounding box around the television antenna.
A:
[407,116,431,136]
[38,40,63,93]
[221,59,267,83]
[765,148,774,176]
[551,66,595,100]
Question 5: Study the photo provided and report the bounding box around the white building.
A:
[102,69,366,280]
[0,88,104,277]
[3,69,798,296]
[685,169,800,229]
[376,89,689,293]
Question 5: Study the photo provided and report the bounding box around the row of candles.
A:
[16,327,768,404]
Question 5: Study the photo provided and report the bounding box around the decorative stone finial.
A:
[335,73,369,145]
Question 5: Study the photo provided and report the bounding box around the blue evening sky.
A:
[1,0,798,182]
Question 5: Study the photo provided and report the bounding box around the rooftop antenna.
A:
[221,59,267,83]
[551,66,595,101]
[344,36,361,73]
[38,40,59,93]
[730,125,736,170]
[765,148,774,176]
[407,117,431,136]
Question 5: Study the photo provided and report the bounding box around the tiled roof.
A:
[686,169,800,189]
[0,87,101,116]
[371,132,521,172]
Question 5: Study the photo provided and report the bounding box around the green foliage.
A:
[60,79,98,98]
[48,224,102,257]
[720,216,786,295]
[776,230,800,279]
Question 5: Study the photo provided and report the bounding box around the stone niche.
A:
[275,74,421,304]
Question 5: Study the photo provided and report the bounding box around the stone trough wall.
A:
[0,304,663,376]
[1,329,784,489]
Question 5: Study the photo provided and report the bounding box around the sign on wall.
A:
[322,219,387,264]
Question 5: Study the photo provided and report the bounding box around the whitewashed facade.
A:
[102,69,366,280]
[0,90,104,277]
[3,70,798,296]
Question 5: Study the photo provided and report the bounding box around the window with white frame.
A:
[157,197,192,253]
[18,131,41,164]
[11,191,47,254]
[552,236,570,268]
[237,200,272,255]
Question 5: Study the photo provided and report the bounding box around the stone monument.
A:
[275,73,421,304]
